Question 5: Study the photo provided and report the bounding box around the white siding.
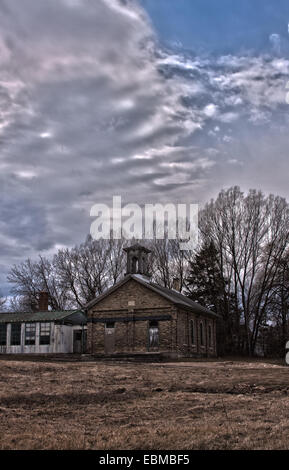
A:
[0,322,77,354]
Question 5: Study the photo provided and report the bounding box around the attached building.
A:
[0,307,87,354]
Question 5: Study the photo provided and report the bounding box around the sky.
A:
[1,0,289,296]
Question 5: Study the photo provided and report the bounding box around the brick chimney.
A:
[38,291,49,311]
[172,277,181,292]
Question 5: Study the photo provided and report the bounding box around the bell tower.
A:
[123,244,151,277]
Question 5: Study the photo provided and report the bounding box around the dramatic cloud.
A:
[0,0,289,295]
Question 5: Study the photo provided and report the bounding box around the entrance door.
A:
[105,322,115,354]
[73,329,86,353]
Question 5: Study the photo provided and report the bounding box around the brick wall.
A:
[174,310,216,357]
[89,278,172,312]
[87,278,217,357]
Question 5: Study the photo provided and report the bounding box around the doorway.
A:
[73,329,86,353]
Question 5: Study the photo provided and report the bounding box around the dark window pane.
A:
[200,322,204,346]
[208,325,212,347]
[191,321,195,345]
[0,324,7,346]
[11,323,21,346]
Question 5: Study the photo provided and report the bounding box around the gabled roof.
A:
[85,274,219,319]
[0,309,87,324]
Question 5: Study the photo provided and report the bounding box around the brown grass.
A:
[0,357,289,450]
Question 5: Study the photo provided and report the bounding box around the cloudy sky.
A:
[1,0,289,296]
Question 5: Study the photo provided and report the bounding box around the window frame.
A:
[40,322,51,345]
[208,324,212,348]
[148,320,159,350]
[200,321,205,347]
[190,320,196,346]
[25,322,36,346]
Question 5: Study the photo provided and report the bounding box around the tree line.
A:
[4,186,289,357]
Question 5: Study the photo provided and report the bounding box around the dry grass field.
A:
[0,357,289,450]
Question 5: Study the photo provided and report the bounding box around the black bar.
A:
[87,315,172,323]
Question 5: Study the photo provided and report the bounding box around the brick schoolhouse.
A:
[86,244,218,358]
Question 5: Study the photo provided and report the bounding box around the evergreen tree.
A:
[186,241,238,355]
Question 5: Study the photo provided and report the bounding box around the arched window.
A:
[208,324,212,348]
[190,320,195,345]
[131,256,138,273]
[200,322,204,346]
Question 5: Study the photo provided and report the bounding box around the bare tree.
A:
[147,238,190,291]
[54,236,126,308]
[0,291,6,310]
[200,187,289,355]
[7,237,126,310]
[258,252,289,355]
[7,233,192,311]
[7,256,70,311]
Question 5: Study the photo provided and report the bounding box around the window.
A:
[208,324,212,348]
[11,323,21,346]
[200,322,204,346]
[40,323,51,345]
[132,256,138,273]
[190,320,195,345]
[105,321,115,329]
[0,324,7,346]
[25,323,36,345]
[148,320,159,350]
[74,331,82,341]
